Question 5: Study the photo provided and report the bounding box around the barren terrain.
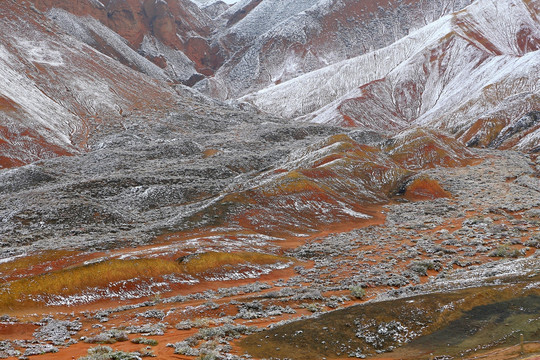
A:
[0,0,539,359]
[1,146,539,359]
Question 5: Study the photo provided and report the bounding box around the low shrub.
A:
[408,260,441,276]
[350,286,366,299]
[489,245,521,258]
[131,338,158,346]
[524,238,540,249]
[301,303,325,312]
[78,346,142,360]
[179,252,289,274]
[84,330,128,344]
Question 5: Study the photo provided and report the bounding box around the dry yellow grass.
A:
[0,250,79,274]
[180,251,290,275]
[0,258,181,309]
[0,252,288,309]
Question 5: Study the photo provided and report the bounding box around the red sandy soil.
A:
[3,156,540,360]
[367,343,540,360]
[6,210,537,360]
[0,323,38,341]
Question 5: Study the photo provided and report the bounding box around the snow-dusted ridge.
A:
[240,14,454,120]
[202,0,474,99]
[241,0,540,151]
[0,1,177,167]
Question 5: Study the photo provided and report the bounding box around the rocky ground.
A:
[1,1,539,358]
[0,91,343,253]
[0,145,539,359]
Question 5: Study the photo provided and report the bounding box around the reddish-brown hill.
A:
[30,0,222,78]
[200,0,474,99]
[0,0,178,168]
[244,0,540,152]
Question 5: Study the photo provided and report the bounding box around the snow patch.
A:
[0,253,27,265]
[339,204,371,219]
[17,40,64,67]
[241,14,453,119]
[47,9,172,81]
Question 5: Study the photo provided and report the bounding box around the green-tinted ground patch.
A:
[402,295,540,358]
[241,280,540,360]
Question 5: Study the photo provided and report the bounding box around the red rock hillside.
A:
[199,0,474,99]
[0,0,178,168]
[30,0,222,82]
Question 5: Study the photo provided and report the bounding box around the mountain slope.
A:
[197,0,474,99]
[30,0,222,82]
[0,0,178,168]
[243,0,540,151]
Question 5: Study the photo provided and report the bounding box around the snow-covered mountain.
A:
[1,0,539,169]
[30,0,221,83]
[0,0,178,168]
[19,0,481,99]
[197,0,474,99]
[242,0,540,151]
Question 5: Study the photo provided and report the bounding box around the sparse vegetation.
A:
[350,286,366,299]
[524,234,540,248]
[198,352,218,360]
[171,341,199,356]
[0,250,79,276]
[194,324,257,341]
[131,338,158,346]
[489,245,521,258]
[1,2,540,360]
[0,251,289,308]
[175,320,194,330]
[137,310,165,320]
[408,260,442,276]
[84,330,129,344]
[138,348,156,358]
[524,239,540,248]
[192,318,212,328]
[0,258,181,308]
[78,346,141,360]
[84,334,117,345]
[301,302,325,313]
[179,251,289,274]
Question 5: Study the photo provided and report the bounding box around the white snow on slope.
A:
[47,8,179,82]
[516,125,540,150]
[416,50,540,130]
[47,7,204,83]
[306,34,539,130]
[452,0,540,56]
[0,43,78,148]
[218,0,319,42]
[204,0,474,100]
[140,35,200,82]
[240,15,453,119]
[0,4,178,165]
[88,0,105,9]
[193,0,237,5]
[240,0,540,151]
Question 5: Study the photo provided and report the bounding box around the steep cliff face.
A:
[0,0,178,168]
[197,0,474,100]
[243,0,540,152]
[30,0,221,82]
